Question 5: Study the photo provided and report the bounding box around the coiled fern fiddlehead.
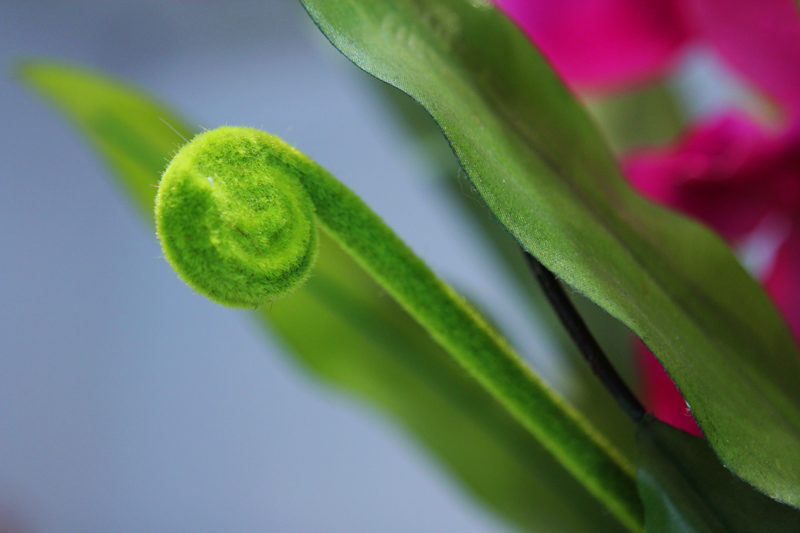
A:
[156,127,318,307]
[155,126,642,532]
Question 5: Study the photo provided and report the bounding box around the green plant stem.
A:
[293,149,644,532]
[524,252,646,423]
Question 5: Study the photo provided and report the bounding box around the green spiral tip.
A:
[155,126,318,308]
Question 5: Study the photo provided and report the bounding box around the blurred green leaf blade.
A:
[299,0,800,506]
[18,60,629,532]
[17,60,192,214]
[637,416,800,532]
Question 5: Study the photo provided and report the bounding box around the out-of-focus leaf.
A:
[299,0,800,506]
[16,60,193,215]
[19,60,629,532]
[637,416,800,532]
[585,83,684,153]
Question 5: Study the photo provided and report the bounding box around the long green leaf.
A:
[637,416,800,532]
[377,81,639,460]
[443,174,638,460]
[298,0,800,507]
[18,60,631,532]
[269,233,628,532]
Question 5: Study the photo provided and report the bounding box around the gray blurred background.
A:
[0,1,566,531]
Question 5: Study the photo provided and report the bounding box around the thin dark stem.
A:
[524,252,646,423]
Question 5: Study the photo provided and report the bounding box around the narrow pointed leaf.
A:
[299,0,800,507]
[18,60,631,532]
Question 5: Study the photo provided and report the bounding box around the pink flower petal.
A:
[627,114,800,436]
[624,112,776,242]
[689,0,800,113]
[636,340,702,436]
[492,0,691,91]
[765,226,800,342]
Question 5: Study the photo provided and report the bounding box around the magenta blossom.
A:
[492,0,800,433]
[625,113,800,434]
[493,0,800,113]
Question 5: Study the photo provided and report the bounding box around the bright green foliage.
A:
[299,0,800,507]
[162,126,642,530]
[636,416,800,532]
[19,62,640,531]
[270,233,629,532]
[156,128,318,307]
